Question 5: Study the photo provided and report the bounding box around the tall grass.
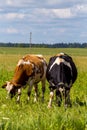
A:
[0,47,87,130]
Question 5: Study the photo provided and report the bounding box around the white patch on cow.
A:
[48,91,54,108]
[34,92,38,102]
[17,89,21,102]
[50,91,54,97]
[40,59,44,63]
[49,57,72,72]
[49,57,62,71]
[17,59,31,66]
[64,60,72,71]
[57,52,64,57]
[60,52,64,55]
[6,81,13,93]
[23,60,31,65]
[36,54,43,58]
[59,87,64,92]
[17,59,24,66]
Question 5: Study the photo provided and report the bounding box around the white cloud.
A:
[0,8,3,11]
[33,8,74,19]
[80,32,87,38]
[71,4,87,17]
[52,8,74,18]
[46,0,61,5]
[0,27,18,34]
[6,27,18,34]
[78,4,87,12]
[7,13,25,20]
[0,0,35,7]
[6,0,13,6]
[0,12,25,21]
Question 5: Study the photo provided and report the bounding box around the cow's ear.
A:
[2,83,7,88]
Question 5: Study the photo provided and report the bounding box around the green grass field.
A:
[0,47,87,130]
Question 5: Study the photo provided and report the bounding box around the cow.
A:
[2,54,47,103]
[46,52,77,108]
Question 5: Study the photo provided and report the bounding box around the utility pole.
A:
[30,32,32,47]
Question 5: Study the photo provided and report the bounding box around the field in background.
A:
[0,47,87,130]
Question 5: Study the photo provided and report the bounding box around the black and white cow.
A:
[46,53,77,108]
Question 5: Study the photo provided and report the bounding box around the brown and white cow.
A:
[2,54,47,103]
[46,53,77,108]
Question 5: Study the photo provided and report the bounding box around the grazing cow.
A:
[46,53,77,108]
[2,54,47,103]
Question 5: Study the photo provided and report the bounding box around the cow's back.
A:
[23,54,47,79]
[23,54,46,66]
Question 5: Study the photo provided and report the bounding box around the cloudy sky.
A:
[0,0,87,43]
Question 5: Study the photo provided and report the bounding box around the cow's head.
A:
[2,81,18,98]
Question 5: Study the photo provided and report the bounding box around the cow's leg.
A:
[17,89,21,103]
[27,86,33,101]
[6,91,10,99]
[56,89,62,106]
[41,79,46,102]
[65,89,72,107]
[34,84,38,102]
[48,89,54,108]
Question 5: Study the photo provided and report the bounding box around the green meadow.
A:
[0,47,87,130]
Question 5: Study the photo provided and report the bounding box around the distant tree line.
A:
[0,42,87,48]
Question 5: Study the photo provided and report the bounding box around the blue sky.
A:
[0,0,87,43]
